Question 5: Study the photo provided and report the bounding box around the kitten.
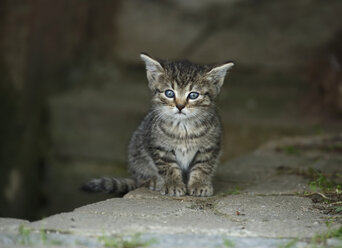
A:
[82,53,234,197]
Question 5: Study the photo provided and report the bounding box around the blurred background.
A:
[1,0,342,221]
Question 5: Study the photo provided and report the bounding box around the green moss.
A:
[230,187,241,195]
[40,229,47,244]
[98,234,157,248]
[277,239,298,248]
[222,239,235,247]
[18,225,33,245]
[282,146,301,155]
[311,226,342,245]
[218,186,242,197]
[335,207,342,213]
[308,169,339,193]
[278,227,342,248]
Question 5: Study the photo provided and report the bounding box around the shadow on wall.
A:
[0,0,120,220]
[306,29,342,117]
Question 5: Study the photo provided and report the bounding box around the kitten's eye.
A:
[188,92,199,100]
[164,90,175,98]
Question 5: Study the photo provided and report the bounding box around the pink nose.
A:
[176,104,185,111]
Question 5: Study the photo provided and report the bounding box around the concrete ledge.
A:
[1,135,341,247]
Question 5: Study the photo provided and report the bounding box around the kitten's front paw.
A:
[188,183,213,197]
[147,176,164,191]
[160,182,187,197]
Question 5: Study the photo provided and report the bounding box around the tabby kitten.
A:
[82,53,234,197]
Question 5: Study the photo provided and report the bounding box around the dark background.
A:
[1,0,342,221]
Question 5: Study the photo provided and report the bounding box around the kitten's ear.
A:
[140,53,164,90]
[206,62,234,94]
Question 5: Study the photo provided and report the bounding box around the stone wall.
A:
[114,0,342,68]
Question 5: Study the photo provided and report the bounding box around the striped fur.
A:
[81,177,137,195]
[82,53,234,197]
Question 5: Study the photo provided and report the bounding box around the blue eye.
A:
[188,92,199,100]
[165,90,175,98]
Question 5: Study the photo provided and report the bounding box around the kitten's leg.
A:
[146,175,164,191]
[157,162,187,196]
[151,151,186,196]
[187,150,219,197]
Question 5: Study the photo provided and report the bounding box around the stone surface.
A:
[216,195,324,238]
[1,135,342,247]
[0,219,29,232]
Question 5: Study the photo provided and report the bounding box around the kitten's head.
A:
[140,53,234,120]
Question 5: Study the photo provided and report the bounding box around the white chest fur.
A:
[175,149,197,170]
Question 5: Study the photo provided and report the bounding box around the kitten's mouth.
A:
[176,112,185,115]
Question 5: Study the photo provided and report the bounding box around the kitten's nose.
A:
[176,104,185,112]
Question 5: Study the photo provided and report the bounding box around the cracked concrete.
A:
[0,135,341,247]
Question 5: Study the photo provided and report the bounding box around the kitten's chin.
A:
[173,112,187,119]
[164,111,190,121]
[172,110,198,121]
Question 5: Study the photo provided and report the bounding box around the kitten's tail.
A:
[81,177,138,195]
